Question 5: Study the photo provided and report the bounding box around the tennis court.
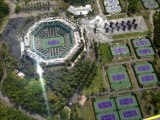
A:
[142,0,159,9]
[96,111,120,120]
[136,47,155,57]
[107,65,132,91]
[115,94,138,110]
[41,36,64,49]
[103,0,122,14]
[119,107,142,120]
[93,98,117,113]
[93,94,142,120]
[111,44,130,56]
[133,62,154,74]
[132,38,151,48]
[137,73,158,86]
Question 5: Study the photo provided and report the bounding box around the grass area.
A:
[153,59,160,75]
[119,0,128,11]
[112,31,149,39]
[137,0,145,11]
[99,43,112,63]
[76,100,95,120]
[0,16,9,33]
[107,14,126,20]
[141,90,160,117]
[83,64,103,95]
[92,0,99,15]
[120,0,145,12]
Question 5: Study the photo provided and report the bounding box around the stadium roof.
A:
[67,5,92,16]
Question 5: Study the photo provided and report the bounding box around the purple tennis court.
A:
[94,98,116,113]
[139,49,151,54]
[96,111,120,120]
[136,40,147,46]
[119,98,134,106]
[138,65,150,72]
[112,74,125,81]
[119,108,142,120]
[114,48,126,54]
[48,40,59,45]
[138,73,158,86]
[123,110,137,118]
[134,62,154,74]
[111,44,130,56]
[115,94,138,109]
[141,75,154,82]
[133,38,151,48]
[101,114,116,120]
[98,101,112,109]
[136,47,155,57]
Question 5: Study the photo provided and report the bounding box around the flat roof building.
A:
[67,5,92,16]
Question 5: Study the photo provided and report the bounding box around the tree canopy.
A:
[1,43,97,118]
[63,0,93,5]
[153,12,160,49]
[0,102,33,120]
[127,0,138,14]
[0,0,9,18]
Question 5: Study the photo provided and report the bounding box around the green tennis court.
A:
[136,47,155,58]
[119,107,142,120]
[137,73,158,86]
[96,111,120,120]
[132,38,151,48]
[93,98,117,113]
[134,62,154,74]
[111,44,130,56]
[107,65,132,91]
[115,94,138,110]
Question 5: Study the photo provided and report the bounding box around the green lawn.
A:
[0,16,9,33]
[99,43,112,64]
[112,31,149,39]
[83,64,103,95]
[119,0,128,11]
[107,14,126,20]
[76,100,96,120]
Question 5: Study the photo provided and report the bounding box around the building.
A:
[67,5,92,16]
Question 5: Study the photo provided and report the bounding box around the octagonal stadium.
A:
[23,18,81,65]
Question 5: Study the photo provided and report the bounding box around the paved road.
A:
[91,86,159,98]
[106,57,154,67]
[96,0,103,16]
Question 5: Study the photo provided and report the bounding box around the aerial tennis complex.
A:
[133,62,159,87]
[93,94,142,120]
[107,65,132,91]
[22,17,81,65]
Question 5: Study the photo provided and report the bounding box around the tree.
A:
[0,1,9,15]
[64,0,92,5]
[59,109,69,120]
[127,0,138,14]
[0,102,33,120]
[15,4,21,13]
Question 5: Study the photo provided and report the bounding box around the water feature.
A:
[36,62,51,119]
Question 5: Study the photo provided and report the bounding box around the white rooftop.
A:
[67,5,92,16]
